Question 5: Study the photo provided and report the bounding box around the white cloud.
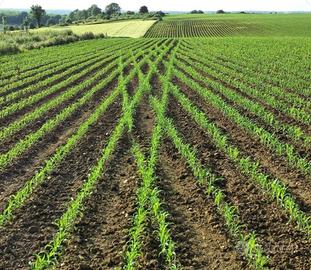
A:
[0,0,310,11]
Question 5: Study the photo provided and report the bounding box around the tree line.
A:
[1,3,165,32]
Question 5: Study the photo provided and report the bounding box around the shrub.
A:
[0,41,20,54]
[80,32,95,40]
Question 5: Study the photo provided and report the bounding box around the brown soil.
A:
[0,75,120,209]
[167,93,311,269]
[0,57,116,128]
[0,95,122,269]
[156,138,247,270]
[56,135,139,270]
[173,77,311,212]
[1,38,309,270]
[132,92,163,270]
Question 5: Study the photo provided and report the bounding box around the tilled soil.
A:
[167,92,311,269]
[156,139,247,270]
[173,77,311,212]
[0,77,120,209]
[0,57,116,128]
[1,39,310,270]
[0,95,122,269]
[57,135,139,270]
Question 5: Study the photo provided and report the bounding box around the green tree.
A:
[105,3,121,16]
[88,4,102,17]
[1,16,7,33]
[30,5,46,28]
[139,6,149,14]
[22,16,30,32]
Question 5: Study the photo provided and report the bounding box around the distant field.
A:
[144,19,258,38]
[145,13,311,37]
[37,19,156,38]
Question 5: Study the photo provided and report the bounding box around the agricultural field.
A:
[37,20,157,38]
[145,13,311,37]
[0,13,310,270]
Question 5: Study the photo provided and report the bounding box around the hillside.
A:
[37,19,156,38]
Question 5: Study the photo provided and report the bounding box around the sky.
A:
[0,0,311,12]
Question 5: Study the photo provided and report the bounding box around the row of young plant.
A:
[0,56,117,144]
[179,40,311,113]
[128,142,179,270]
[0,39,159,121]
[173,65,311,177]
[169,83,311,237]
[0,39,152,107]
[0,40,160,146]
[175,54,310,149]
[124,46,179,270]
[0,40,166,172]
[0,59,118,171]
[0,38,127,82]
[29,42,172,270]
[0,39,126,90]
[1,50,114,106]
[0,40,171,229]
[179,42,311,124]
[144,20,241,38]
[0,38,98,74]
[0,40,125,95]
[188,39,311,97]
[181,39,310,108]
[0,55,114,118]
[152,95,268,269]
[204,53,311,110]
[178,43,311,118]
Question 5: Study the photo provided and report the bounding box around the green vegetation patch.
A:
[145,13,311,38]
[38,19,156,38]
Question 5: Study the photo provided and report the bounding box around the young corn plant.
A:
[173,66,311,176]
[125,41,180,270]
[30,63,153,269]
[169,83,311,237]
[0,41,166,227]
[152,108,269,269]
[176,53,310,148]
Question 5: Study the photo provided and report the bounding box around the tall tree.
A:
[139,6,149,14]
[22,16,30,32]
[30,5,46,28]
[88,4,102,17]
[1,16,7,33]
[105,3,121,16]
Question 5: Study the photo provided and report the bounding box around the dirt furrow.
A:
[156,138,247,270]
[57,135,138,270]
[167,95,311,269]
[0,96,122,269]
[0,58,116,128]
[173,78,311,211]
[0,78,120,211]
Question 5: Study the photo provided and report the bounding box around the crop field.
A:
[144,19,257,37]
[36,20,156,38]
[0,14,311,270]
[145,13,311,37]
